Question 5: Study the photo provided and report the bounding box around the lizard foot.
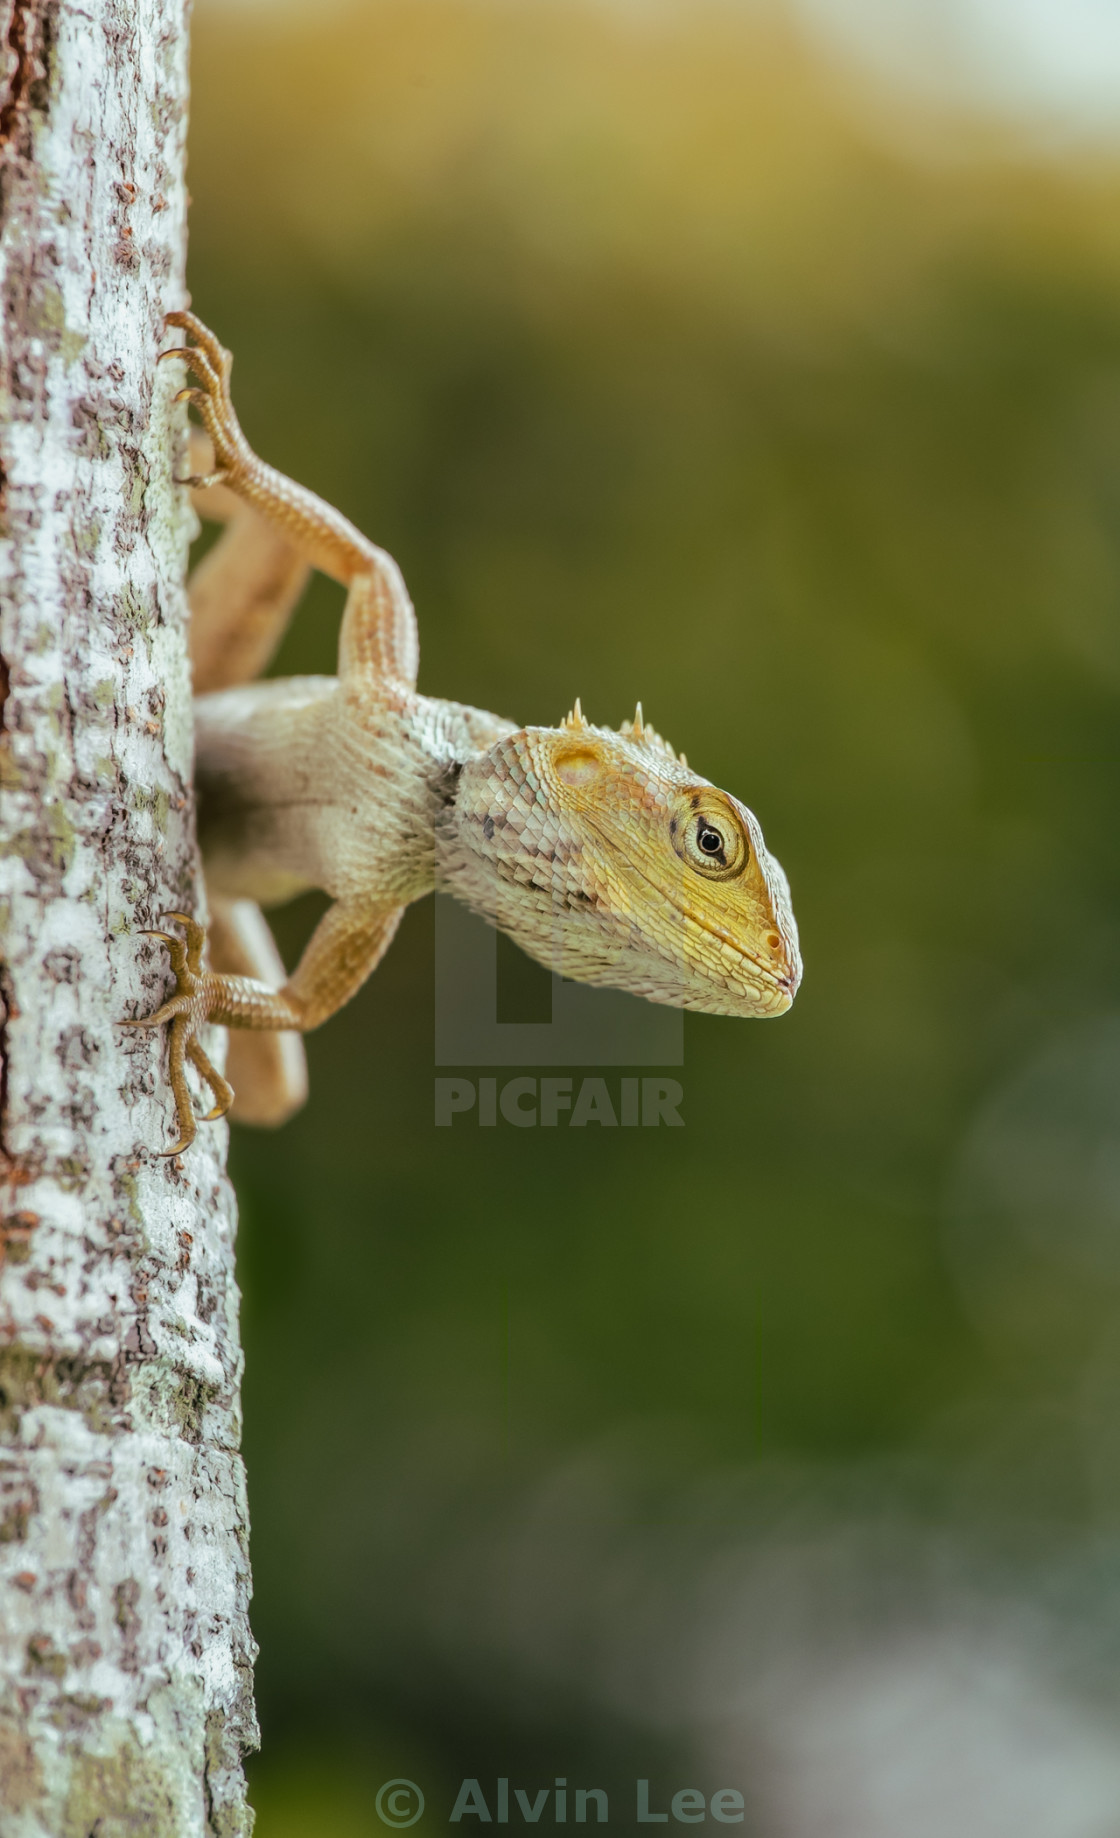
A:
[120,913,234,1158]
[160,310,249,489]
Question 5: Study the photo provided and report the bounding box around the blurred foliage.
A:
[186,0,1120,1825]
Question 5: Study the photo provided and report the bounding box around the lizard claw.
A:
[157,1133,194,1163]
[164,309,232,379]
[120,914,233,1156]
[161,343,220,387]
[189,1036,234,1124]
[161,313,247,481]
[160,914,206,971]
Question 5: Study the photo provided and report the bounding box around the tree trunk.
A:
[0,2,256,1832]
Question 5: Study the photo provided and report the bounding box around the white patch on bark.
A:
[0,2,257,1832]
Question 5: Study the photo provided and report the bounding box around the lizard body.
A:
[126,314,801,1153]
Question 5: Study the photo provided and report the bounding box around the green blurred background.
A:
[187,4,1120,1830]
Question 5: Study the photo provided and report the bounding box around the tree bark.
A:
[0,2,256,1832]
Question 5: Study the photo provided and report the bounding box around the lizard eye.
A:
[674,799,749,879]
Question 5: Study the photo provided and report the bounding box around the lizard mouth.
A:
[683,909,795,992]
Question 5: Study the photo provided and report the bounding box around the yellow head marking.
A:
[554,744,604,788]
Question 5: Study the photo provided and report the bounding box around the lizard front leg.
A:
[162,311,419,689]
[123,900,401,1156]
[208,897,309,1128]
[187,429,312,695]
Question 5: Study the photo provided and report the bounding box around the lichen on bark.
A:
[0,1,257,1832]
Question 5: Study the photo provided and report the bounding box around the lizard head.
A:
[438,700,801,1017]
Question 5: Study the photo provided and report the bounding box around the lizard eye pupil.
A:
[698,826,723,854]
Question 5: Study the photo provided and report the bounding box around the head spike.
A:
[678,750,689,769]
[617,704,682,761]
[562,696,588,731]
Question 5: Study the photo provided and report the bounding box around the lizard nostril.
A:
[767,933,781,951]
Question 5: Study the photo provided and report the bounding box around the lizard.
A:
[123,311,802,1155]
